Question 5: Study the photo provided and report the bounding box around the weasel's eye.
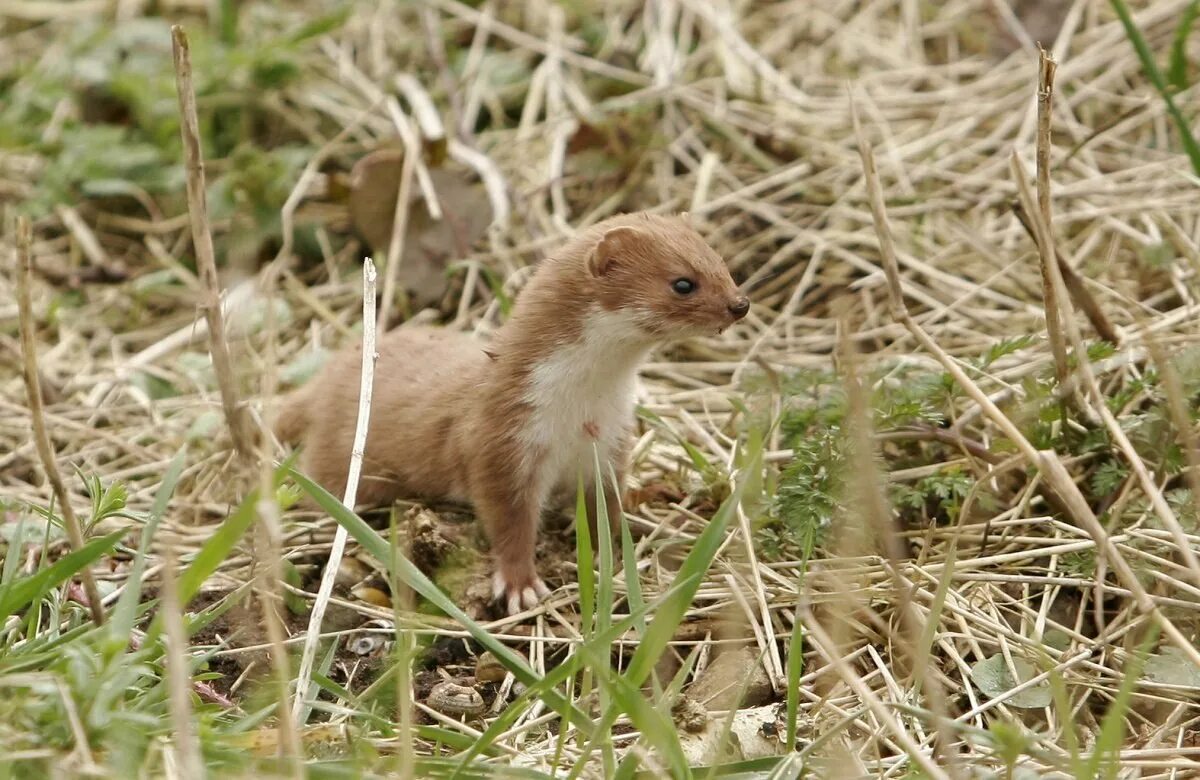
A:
[671,278,697,295]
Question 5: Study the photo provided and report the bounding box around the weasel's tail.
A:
[272,388,310,444]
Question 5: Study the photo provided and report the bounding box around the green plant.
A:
[1109,0,1200,175]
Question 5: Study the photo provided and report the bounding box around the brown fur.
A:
[275,212,748,613]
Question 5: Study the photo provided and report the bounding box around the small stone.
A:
[351,584,392,608]
[427,680,486,717]
[687,647,773,711]
[475,649,521,683]
[335,556,372,588]
[671,695,709,734]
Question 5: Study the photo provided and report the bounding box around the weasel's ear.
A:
[587,226,643,277]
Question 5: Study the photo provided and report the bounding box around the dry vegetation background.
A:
[2,0,1200,777]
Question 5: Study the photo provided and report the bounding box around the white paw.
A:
[492,571,551,615]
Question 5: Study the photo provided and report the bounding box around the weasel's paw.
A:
[492,570,551,616]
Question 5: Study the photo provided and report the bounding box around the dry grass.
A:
[3,0,1200,776]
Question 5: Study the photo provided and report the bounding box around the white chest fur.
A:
[518,309,650,495]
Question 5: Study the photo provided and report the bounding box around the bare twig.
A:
[15,216,105,627]
[55,205,127,281]
[1010,200,1120,345]
[171,24,255,460]
[834,300,960,775]
[292,258,379,724]
[1149,336,1200,526]
[1032,47,1069,386]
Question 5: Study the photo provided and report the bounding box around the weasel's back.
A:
[273,325,488,504]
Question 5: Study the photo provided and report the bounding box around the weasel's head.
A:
[584,213,749,340]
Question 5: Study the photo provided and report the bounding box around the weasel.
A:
[275,212,749,614]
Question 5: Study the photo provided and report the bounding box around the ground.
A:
[2,0,1200,777]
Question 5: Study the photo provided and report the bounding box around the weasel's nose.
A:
[728,297,750,320]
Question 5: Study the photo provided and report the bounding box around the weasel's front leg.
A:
[473,470,550,615]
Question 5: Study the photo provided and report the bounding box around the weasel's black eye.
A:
[671,278,697,295]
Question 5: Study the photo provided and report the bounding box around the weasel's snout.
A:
[727,297,750,320]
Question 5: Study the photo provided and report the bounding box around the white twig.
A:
[292,258,379,724]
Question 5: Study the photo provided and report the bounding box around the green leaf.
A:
[0,530,125,623]
[1142,647,1200,687]
[968,654,1052,709]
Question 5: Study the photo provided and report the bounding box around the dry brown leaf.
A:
[348,150,493,307]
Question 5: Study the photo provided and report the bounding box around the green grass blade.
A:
[594,663,691,780]
[284,8,351,45]
[784,587,805,751]
[1046,662,1085,778]
[572,478,747,778]
[1110,0,1200,175]
[576,472,596,638]
[450,575,697,778]
[625,478,746,685]
[1168,0,1200,92]
[288,467,594,732]
[1,511,28,587]
[110,447,187,640]
[1085,621,1161,778]
[620,512,644,638]
[593,449,615,638]
[591,449,617,775]
[175,485,263,605]
[0,529,124,623]
[1108,0,1169,95]
[140,462,293,642]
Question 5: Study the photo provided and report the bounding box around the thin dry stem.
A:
[1010,200,1120,345]
[1032,48,1070,386]
[170,24,255,460]
[15,216,105,627]
[292,258,379,724]
[376,112,418,331]
[801,602,951,780]
[834,300,960,775]
[255,502,303,773]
